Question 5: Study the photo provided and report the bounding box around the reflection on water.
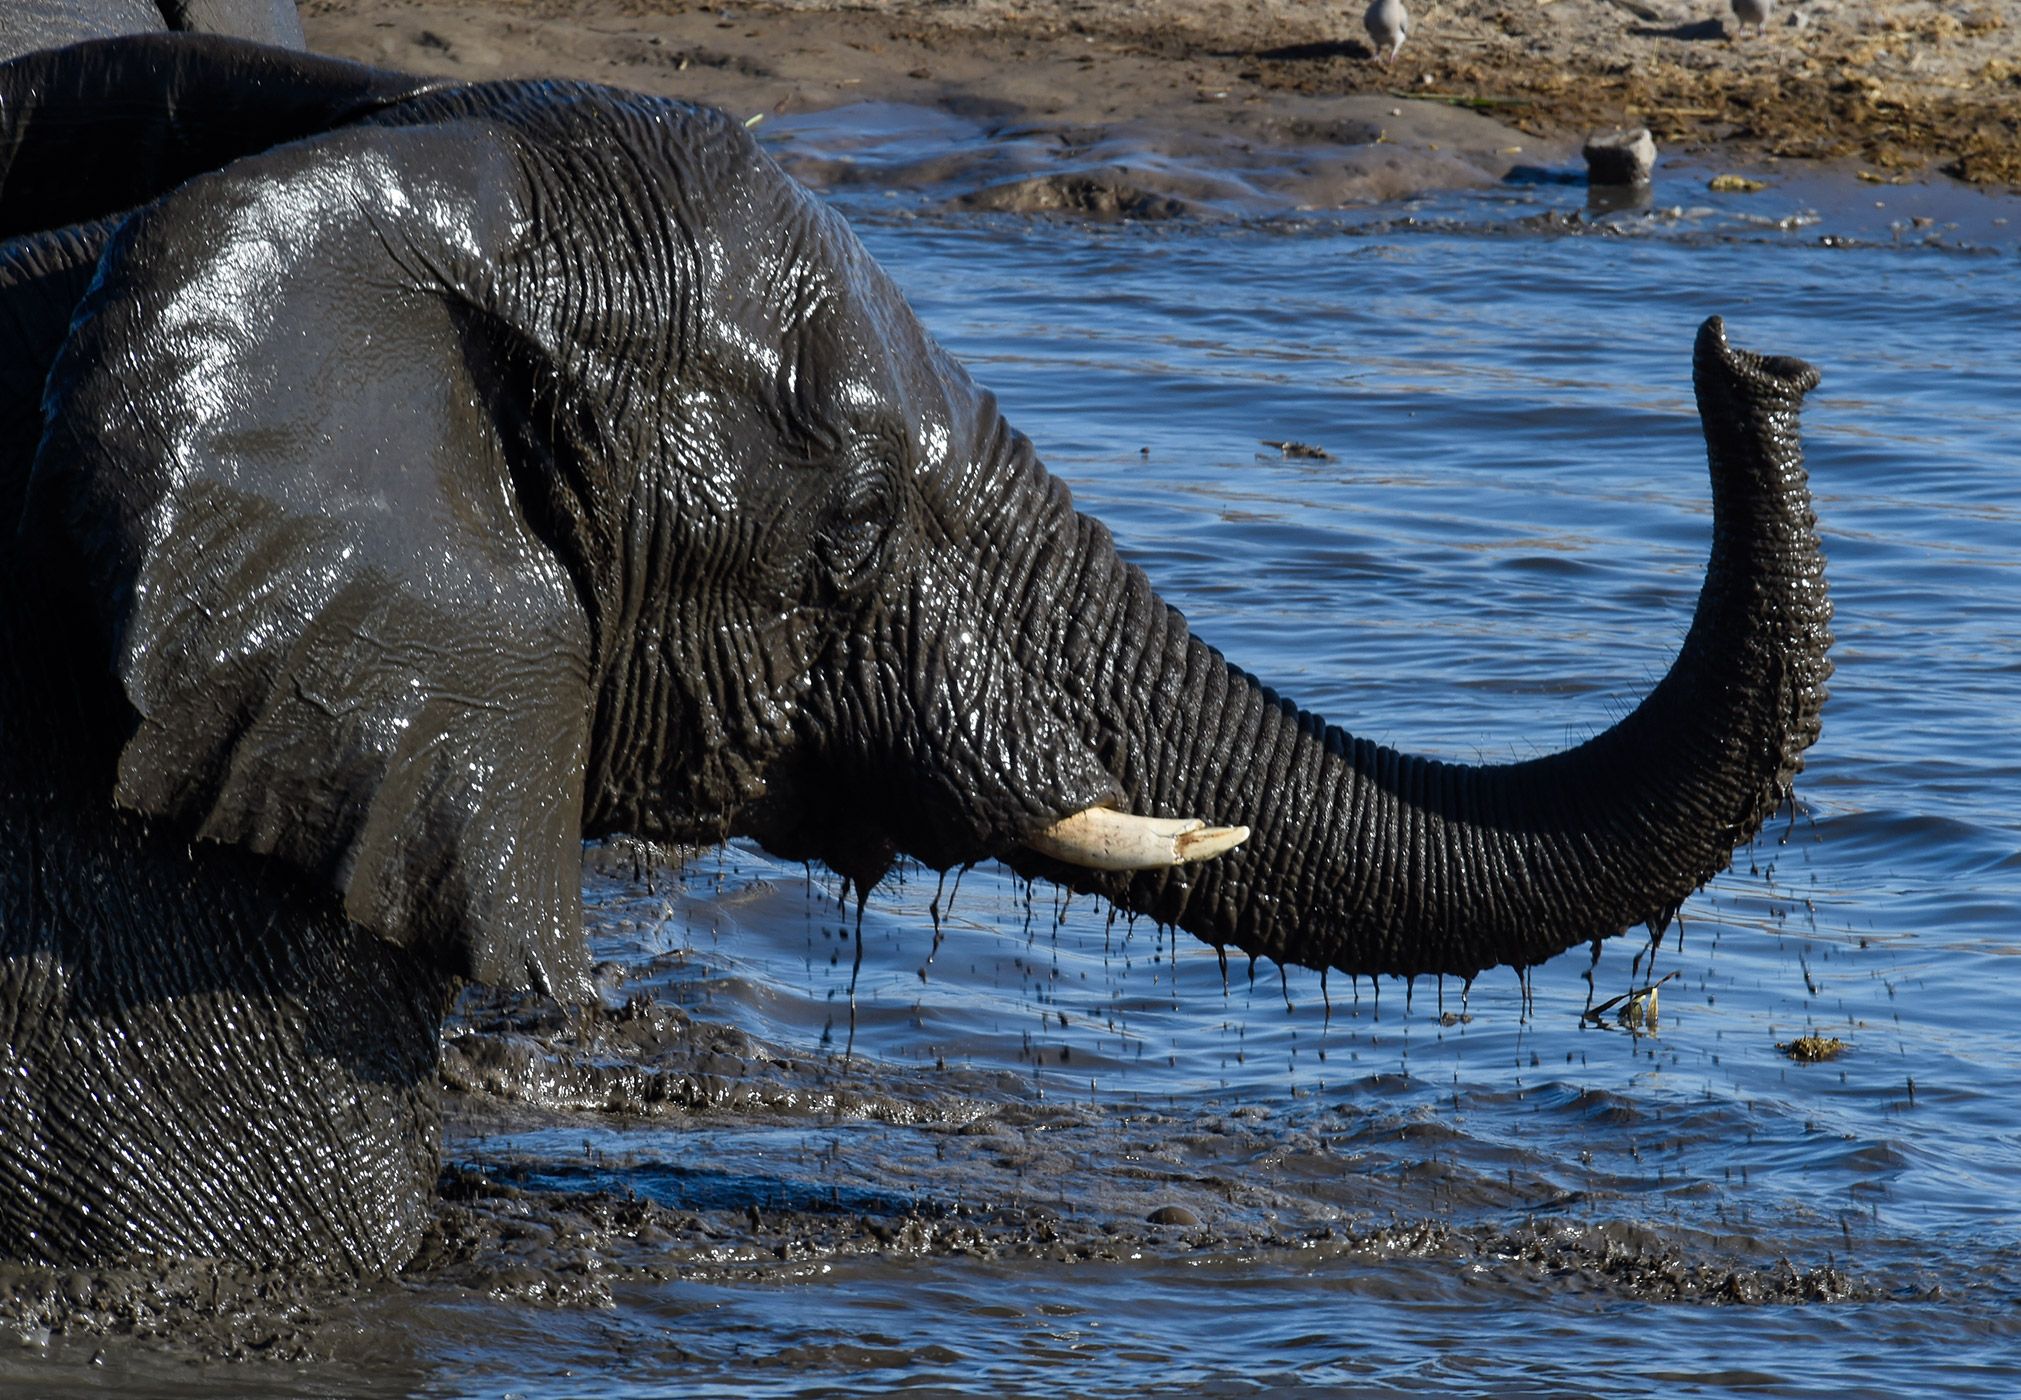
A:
[14,175,2020,1395]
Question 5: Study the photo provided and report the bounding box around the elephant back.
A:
[0,0,302,64]
[0,34,450,239]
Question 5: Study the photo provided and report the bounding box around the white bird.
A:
[1364,0,1408,67]
[1731,0,1772,37]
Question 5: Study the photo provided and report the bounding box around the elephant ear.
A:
[26,116,597,996]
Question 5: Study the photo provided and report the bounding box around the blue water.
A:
[456,201,2016,1395]
[17,172,2020,1395]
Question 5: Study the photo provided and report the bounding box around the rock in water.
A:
[1583,128,1658,187]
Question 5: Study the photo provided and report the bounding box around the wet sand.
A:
[302,0,2021,206]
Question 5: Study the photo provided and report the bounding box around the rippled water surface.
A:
[16,170,2020,1395]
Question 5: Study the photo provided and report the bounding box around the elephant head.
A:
[0,39,1829,1271]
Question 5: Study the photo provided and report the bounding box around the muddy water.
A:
[7,144,2020,1395]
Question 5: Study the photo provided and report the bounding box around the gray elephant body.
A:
[0,0,301,61]
[0,38,1830,1273]
[0,596,447,1271]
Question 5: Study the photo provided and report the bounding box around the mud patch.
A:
[0,1164,1911,1371]
[446,971,996,1124]
[414,1164,1883,1309]
[0,954,1907,1374]
[0,1259,356,1363]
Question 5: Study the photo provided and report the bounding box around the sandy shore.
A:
[301,0,2020,209]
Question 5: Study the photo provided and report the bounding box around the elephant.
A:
[0,0,300,63]
[0,36,1831,1275]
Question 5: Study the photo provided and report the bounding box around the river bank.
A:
[302,0,2020,212]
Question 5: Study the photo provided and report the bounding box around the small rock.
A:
[1708,173,1768,193]
[1146,1205,1200,1226]
[1583,128,1657,187]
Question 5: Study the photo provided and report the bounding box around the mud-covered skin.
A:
[0,0,301,62]
[0,36,1827,1274]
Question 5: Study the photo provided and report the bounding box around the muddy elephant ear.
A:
[26,118,597,996]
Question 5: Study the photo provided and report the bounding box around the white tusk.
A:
[1027,805,1251,872]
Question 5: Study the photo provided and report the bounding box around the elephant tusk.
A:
[1027,806,1251,872]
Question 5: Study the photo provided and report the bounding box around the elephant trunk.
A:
[1028,318,1830,982]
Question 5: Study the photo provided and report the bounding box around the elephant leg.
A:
[0,603,451,1274]
[0,872,453,1272]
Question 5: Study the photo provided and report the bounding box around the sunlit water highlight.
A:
[18,171,2020,1396]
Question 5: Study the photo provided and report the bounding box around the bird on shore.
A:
[1364,0,1408,66]
[1731,0,1773,37]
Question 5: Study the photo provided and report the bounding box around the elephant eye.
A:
[815,453,896,593]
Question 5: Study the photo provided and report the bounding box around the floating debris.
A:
[1619,984,1658,1030]
[1778,1034,1850,1063]
[1583,970,1675,1031]
[1259,440,1332,460]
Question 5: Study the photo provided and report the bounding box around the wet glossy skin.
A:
[0,37,1827,1272]
[0,0,301,62]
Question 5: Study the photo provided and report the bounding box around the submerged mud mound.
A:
[445,959,1003,1124]
[0,956,1926,1374]
[412,1166,1879,1306]
[758,100,1546,219]
[0,1260,354,1364]
[955,172,1195,220]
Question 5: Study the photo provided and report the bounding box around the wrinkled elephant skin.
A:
[0,38,1830,1272]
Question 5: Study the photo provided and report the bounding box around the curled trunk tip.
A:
[1697,314,1821,398]
[1052,317,1834,985]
